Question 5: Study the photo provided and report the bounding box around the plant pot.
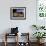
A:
[37,39,45,44]
[37,39,40,43]
[40,38,45,43]
[37,39,40,46]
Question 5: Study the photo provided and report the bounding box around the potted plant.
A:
[32,25,45,30]
[40,26,45,29]
[33,32,46,43]
[32,25,39,30]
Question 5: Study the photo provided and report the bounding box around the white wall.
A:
[0,0,37,35]
[0,0,37,42]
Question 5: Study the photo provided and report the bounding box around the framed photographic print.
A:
[10,7,26,20]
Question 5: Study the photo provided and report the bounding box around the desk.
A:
[4,33,18,46]
[4,33,30,46]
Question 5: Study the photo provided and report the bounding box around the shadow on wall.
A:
[2,28,11,34]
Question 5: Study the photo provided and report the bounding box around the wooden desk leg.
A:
[15,34,18,46]
[5,41,7,46]
[26,33,30,46]
[4,34,7,46]
[16,34,18,46]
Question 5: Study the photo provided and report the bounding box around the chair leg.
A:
[4,41,7,46]
[4,33,7,46]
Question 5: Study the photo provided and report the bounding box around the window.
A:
[37,0,46,18]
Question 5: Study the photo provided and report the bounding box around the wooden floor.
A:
[0,42,46,46]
